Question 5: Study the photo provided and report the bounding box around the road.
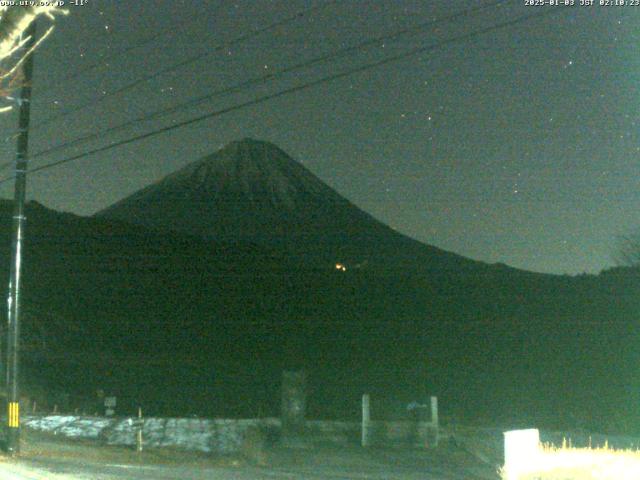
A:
[0,459,262,480]
[0,461,490,480]
[0,427,501,480]
[0,446,499,480]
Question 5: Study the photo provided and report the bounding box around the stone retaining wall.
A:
[23,415,438,453]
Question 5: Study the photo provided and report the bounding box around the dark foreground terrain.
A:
[2,139,639,433]
[0,428,500,480]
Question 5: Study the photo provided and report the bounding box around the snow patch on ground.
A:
[23,414,439,455]
[23,415,279,453]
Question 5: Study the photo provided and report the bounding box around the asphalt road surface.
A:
[0,461,493,480]
[0,427,501,480]
[0,445,499,480]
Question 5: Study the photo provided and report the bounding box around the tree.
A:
[0,5,67,112]
[616,231,640,268]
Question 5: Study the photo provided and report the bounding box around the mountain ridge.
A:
[95,138,499,273]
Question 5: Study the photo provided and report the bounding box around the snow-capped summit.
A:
[97,138,383,241]
[96,138,475,270]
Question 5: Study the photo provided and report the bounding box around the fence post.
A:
[136,407,143,453]
[362,394,370,447]
[430,396,439,447]
[281,370,307,446]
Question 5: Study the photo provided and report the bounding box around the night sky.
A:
[0,0,637,275]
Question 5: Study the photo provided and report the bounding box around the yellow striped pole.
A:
[6,18,37,456]
[7,402,19,428]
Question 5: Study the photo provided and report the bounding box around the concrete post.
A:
[136,407,143,453]
[361,394,370,447]
[281,370,307,444]
[430,396,439,447]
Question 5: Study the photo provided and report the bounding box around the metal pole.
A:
[6,20,37,455]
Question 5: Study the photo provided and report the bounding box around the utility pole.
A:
[6,19,37,455]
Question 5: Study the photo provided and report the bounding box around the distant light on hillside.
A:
[335,263,347,272]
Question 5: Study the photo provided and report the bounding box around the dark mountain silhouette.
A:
[0,140,635,434]
[97,138,390,242]
[96,138,480,272]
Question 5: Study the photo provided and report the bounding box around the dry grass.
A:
[500,439,640,480]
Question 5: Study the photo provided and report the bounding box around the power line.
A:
[12,6,566,181]
[31,0,338,131]
[54,7,213,84]
[29,0,509,162]
[0,7,568,185]
[0,8,221,171]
